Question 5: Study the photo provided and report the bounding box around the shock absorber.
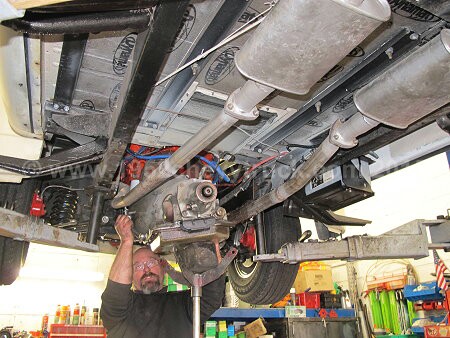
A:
[44,187,79,226]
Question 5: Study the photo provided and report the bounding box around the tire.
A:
[0,179,39,285]
[228,204,300,305]
[0,329,12,338]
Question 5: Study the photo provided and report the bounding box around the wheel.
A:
[228,204,300,305]
[0,329,12,338]
[0,179,39,285]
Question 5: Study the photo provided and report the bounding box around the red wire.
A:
[236,151,288,185]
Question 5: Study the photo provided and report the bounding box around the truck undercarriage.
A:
[0,0,449,306]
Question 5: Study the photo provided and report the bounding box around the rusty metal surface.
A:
[184,247,237,287]
[0,139,106,176]
[163,247,237,287]
[50,106,111,137]
[0,208,98,252]
[159,224,229,247]
[2,10,152,35]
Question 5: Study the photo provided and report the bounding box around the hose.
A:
[126,152,231,183]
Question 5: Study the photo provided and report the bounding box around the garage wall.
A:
[329,151,450,301]
[0,244,115,332]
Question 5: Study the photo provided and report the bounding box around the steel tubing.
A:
[112,80,273,209]
[192,284,202,338]
[111,111,238,208]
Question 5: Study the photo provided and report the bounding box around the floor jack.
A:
[164,247,238,338]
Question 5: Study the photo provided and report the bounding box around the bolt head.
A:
[227,103,234,110]
[53,103,60,110]
[410,33,419,40]
[334,134,339,140]
[215,207,226,218]
[202,186,214,197]
[63,105,70,112]
[101,216,109,224]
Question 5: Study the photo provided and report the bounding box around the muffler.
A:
[235,0,391,95]
[112,0,391,209]
[354,29,450,128]
[229,28,450,225]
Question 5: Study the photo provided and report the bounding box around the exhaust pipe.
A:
[228,113,379,224]
[111,0,391,209]
[229,28,450,225]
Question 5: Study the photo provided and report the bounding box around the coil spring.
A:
[45,187,78,226]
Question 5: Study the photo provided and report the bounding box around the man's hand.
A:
[115,214,134,245]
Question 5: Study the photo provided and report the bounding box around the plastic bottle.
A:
[290,288,296,306]
[65,305,71,325]
[406,265,416,285]
[41,313,49,332]
[54,305,61,324]
[92,308,99,325]
[80,306,86,325]
[72,304,80,325]
[59,306,67,324]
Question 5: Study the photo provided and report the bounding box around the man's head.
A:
[132,247,164,294]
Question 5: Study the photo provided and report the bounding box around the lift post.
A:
[163,248,237,338]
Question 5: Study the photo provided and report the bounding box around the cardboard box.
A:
[244,318,267,338]
[218,321,227,332]
[293,269,334,292]
[204,321,216,336]
[227,325,235,336]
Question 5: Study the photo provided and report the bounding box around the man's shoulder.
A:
[106,279,133,290]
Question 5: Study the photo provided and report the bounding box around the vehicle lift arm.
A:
[253,219,449,264]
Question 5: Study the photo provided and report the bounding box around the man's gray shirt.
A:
[100,275,225,338]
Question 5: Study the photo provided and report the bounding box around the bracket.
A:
[163,247,238,287]
[223,88,259,121]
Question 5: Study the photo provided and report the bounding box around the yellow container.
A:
[299,261,330,271]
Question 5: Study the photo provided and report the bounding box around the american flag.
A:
[433,250,448,291]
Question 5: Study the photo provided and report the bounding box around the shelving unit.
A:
[403,282,448,336]
[211,307,356,320]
